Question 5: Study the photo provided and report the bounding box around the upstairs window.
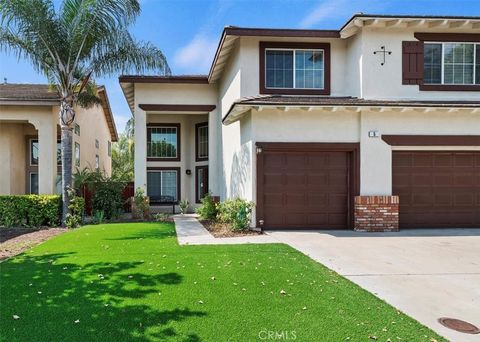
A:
[196,123,208,161]
[424,42,480,85]
[147,124,180,161]
[260,42,331,95]
[30,139,61,166]
[74,123,80,136]
[266,50,324,89]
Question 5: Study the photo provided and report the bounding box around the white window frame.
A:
[264,48,325,90]
[75,142,80,167]
[424,41,479,85]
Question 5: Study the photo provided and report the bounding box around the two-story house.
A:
[120,14,480,231]
[0,83,118,195]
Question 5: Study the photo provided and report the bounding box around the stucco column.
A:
[34,119,57,194]
[0,122,10,194]
[134,108,147,193]
[208,108,220,197]
[359,110,392,195]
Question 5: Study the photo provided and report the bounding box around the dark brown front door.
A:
[393,151,480,228]
[256,143,359,230]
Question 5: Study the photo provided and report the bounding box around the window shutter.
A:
[402,41,424,85]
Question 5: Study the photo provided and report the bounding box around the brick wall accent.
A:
[354,196,399,232]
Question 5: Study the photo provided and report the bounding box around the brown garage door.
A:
[393,151,480,228]
[256,143,359,229]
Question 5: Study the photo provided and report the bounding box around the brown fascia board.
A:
[97,87,119,142]
[340,13,480,31]
[139,104,216,112]
[118,75,209,84]
[207,27,341,81]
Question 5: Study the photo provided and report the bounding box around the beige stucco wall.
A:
[356,27,479,100]
[0,122,29,194]
[133,83,217,205]
[72,104,113,175]
[145,113,208,207]
[0,101,114,195]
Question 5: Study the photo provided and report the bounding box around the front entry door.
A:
[196,166,209,203]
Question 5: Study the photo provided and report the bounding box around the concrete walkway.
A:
[267,229,480,342]
[173,214,277,245]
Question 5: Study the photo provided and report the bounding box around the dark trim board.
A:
[119,75,209,84]
[419,84,480,92]
[259,42,331,96]
[146,123,181,162]
[146,167,181,202]
[139,104,216,112]
[414,32,480,42]
[382,135,480,146]
[195,122,209,162]
[255,142,360,230]
[195,165,209,203]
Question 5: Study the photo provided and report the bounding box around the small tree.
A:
[0,0,170,225]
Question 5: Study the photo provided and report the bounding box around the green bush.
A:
[132,187,149,220]
[0,195,60,227]
[92,180,124,220]
[196,193,218,220]
[217,198,254,231]
[66,188,85,229]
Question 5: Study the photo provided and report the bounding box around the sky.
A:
[1,0,479,133]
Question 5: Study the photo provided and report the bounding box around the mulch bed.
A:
[199,220,262,238]
[0,228,67,261]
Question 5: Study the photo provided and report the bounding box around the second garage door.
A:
[256,144,358,229]
[393,151,480,228]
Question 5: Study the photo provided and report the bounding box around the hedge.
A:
[0,195,61,228]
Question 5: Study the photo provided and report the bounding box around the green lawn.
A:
[0,223,445,342]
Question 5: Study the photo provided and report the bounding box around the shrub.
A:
[179,200,189,214]
[217,198,254,231]
[196,193,218,220]
[92,180,123,219]
[0,195,60,227]
[65,187,85,229]
[92,210,105,224]
[132,187,149,220]
[153,213,170,222]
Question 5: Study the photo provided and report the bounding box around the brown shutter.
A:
[402,41,424,85]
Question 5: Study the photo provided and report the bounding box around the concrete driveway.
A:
[267,229,480,342]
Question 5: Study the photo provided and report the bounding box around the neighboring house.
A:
[120,14,480,231]
[0,83,118,195]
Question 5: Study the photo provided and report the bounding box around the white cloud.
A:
[300,0,349,28]
[173,34,218,74]
[299,0,387,29]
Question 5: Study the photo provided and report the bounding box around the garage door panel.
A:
[259,148,352,229]
[393,151,480,228]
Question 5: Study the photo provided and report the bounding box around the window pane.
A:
[31,140,39,165]
[147,126,178,158]
[443,43,474,85]
[295,50,324,89]
[162,171,177,201]
[75,143,80,167]
[423,43,442,84]
[147,171,178,202]
[30,173,38,194]
[265,50,293,88]
[197,125,208,159]
[476,45,480,85]
[57,142,62,165]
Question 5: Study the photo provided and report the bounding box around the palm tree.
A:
[0,0,170,224]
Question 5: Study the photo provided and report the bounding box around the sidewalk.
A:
[173,214,278,245]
